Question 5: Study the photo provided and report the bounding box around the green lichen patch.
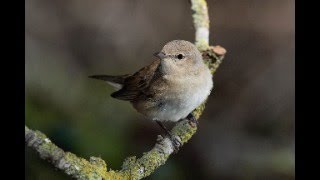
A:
[121,156,138,171]
[191,0,209,28]
[193,103,206,120]
[138,150,168,177]
[90,156,107,171]
[121,150,170,180]
[201,46,226,74]
[64,152,122,180]
[172,121,197,144]
[196,39,210,51]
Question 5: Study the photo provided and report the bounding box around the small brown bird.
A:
[90,40,213,150]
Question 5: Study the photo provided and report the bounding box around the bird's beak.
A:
[153,52,166,59]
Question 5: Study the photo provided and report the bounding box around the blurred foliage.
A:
[26,0,294,179]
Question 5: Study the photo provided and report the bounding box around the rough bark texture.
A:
[25,0,226,179]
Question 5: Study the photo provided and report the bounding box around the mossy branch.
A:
[191,0,210,51]
[25,0,226,179]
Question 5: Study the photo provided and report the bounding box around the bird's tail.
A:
[89,74,130,90]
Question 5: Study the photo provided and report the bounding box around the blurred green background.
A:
[25,0,294,179]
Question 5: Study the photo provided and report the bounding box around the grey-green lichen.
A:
[171,120,197,144]
[191,0,209,28]
[119,119,198,179]
[121,148,170,180]
[191,0,210,50]
[196,38,210,52]
[202,45,226,75]
[25,126,126,180]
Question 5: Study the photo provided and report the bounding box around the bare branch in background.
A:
[25,0,226,179]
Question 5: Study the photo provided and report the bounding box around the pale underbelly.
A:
[133,71,213,121]
[134,90,209,122]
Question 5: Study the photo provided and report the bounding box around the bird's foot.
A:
[155,120,181,153]
[167,132,181,154]
[187,113,198,127]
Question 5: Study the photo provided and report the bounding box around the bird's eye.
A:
[177,54,184,60]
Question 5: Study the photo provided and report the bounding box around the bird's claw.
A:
[168,134,181,154]
[187,113,198,127]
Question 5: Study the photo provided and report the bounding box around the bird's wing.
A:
[111,59,161,101]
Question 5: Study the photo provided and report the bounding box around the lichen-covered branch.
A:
[191,0,210,51]
[25,0,226,179]
[25,126,125,179]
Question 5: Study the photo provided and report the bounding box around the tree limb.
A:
[25,0,226,179]
[191,0,210,51]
